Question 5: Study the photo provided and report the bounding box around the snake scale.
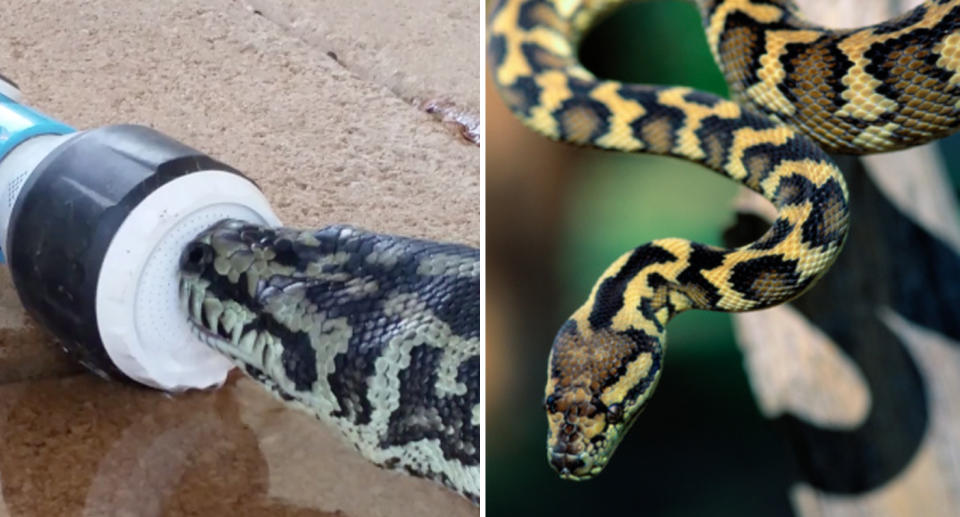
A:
[489,0,960,480]
[178,220,480,503]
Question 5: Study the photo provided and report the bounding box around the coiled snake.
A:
[178,220,480,503]
[489,0,960,480]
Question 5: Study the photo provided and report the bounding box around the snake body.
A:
[178,220,480,503]
[489,0,960,480]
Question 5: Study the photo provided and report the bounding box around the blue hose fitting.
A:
[0,91,75,262]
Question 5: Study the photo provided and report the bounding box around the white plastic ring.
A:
[95,170,280,391]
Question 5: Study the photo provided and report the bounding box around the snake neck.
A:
[542,229,854,478]
[179,219,481,503]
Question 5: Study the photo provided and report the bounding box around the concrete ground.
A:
[0,0,479,515]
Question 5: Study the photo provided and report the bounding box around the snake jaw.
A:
[546,402,609,480]
[545,389,652,480]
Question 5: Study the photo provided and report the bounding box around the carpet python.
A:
[178,220,480,503]
[489,0,960,480]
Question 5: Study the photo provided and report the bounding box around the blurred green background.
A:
[485,2,960,516]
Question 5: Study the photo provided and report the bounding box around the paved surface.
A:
[0,0,479,514]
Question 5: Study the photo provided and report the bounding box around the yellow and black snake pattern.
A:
[178,220,480,503]
[489,0,960,480]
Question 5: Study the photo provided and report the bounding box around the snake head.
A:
[177,221,277,348]
[544,319,664,480]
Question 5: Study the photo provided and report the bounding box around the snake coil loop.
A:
[489,0,960,479]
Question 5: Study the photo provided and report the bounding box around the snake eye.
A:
[606,403,623,424]
[544,394,558,412]
[181,242,214,273]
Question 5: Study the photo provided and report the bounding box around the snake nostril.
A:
[549,454,571,473]
[544,394,558,411]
